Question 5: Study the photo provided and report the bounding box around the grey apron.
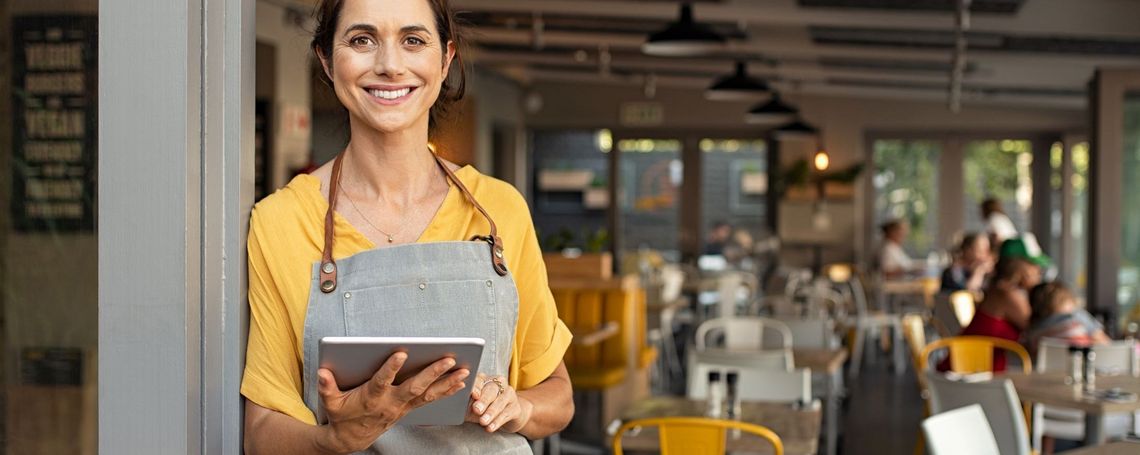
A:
[300,153,531,454]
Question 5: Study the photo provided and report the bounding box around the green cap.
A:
[999,233,1052,268]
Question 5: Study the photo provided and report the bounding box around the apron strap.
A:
[318,153,346,294]
[319,150,507,293]
[430,153,509,277]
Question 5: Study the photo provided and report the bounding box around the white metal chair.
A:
[688,359,811,404]
[925,371,1031,455]
[695,316,793,351]
[1032,338,1138,450]
[831,270,904,377]
[648,265,687,392]
[922,404,1000,455]
[774,317,838,350]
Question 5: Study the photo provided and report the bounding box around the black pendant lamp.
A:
[706,61,770,101]
[745,93,798,124]
[642,3,727,57]
[772,118,820,140]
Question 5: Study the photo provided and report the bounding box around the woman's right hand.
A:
[315,352,470,454]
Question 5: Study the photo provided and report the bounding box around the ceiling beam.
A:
[453,0,1140,39]
[516,67,1084,110]
[470,27,1140,67]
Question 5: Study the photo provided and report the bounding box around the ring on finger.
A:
[487,377,506,397]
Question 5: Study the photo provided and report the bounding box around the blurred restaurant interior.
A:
[5,0,1140,453]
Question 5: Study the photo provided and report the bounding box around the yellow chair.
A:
[900,313,931,455]
[919,335,1032,374]
[612,417,784,455]
[900,314,929,387]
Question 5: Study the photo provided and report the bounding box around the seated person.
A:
[877,219,922,279]
[998,233,1056,281]
[982,198,1019,248]
[951,257,1040,372]
[1023,282,1110,357]
[941,233,994,293]
[704,221,733,256]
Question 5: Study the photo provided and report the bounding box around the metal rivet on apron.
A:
[320,280,335,292]
[419,283,427,290]
[344,292,352,299]
[321,262,335,274]
[495,250,504,259]
[486,280,493,287]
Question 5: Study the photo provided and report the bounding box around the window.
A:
[2,9,99,453]
[700,138,768,253]
[1120,93,1140,321]
[872,139,941,256]
[619,138,683,257]
[962,139,1034,235]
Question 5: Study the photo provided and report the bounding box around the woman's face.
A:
[964,237,991,265]
[321,0,454,134]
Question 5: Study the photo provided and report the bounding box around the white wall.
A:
[256,2,313,188]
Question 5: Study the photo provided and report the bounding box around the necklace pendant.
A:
[387,236,394,243]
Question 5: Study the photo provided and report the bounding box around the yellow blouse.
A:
[240,166,572,424]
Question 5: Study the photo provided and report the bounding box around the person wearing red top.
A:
[945,257,1040,372]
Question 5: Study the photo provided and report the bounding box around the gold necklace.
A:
[339,175,403,243]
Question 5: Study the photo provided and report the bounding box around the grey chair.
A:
[925,371,1030,455]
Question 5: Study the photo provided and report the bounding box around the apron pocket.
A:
[342,280,497,338]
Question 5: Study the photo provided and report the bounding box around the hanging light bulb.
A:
[814,149,830,171]
[642,3,726,57]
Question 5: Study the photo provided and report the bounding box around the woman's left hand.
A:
[467,374,533,433]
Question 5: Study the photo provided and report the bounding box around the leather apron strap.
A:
[318,152,508,294]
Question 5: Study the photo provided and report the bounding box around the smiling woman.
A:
[240,1,574,454]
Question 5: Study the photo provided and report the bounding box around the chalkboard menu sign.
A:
[11,16,98,232]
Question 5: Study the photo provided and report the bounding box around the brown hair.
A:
[1029,282,1074,325]
[310,0,467,130]
[981,198,1003,217]
[989,256,1032,289]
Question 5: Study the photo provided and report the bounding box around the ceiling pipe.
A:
[949,0,971,113]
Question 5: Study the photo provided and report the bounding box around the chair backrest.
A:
[695,317,793,351]
[900,314,927,374]
[688,356,810,404]
[922,404,1000,455]
[949,291,976,327]
[613,417,784,455]
[1036,338,1137,375]
[792,280,847,319]
[716,272,745,318]
[774,317,836,349]
[932,293,962,337]
[660,265,685,304]
[920,336,1032,374]
[925,372,1030,455]
[689,347,794,373]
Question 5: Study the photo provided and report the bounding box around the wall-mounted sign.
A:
[21,347,83,386]
[619,102,664,127]
[11,16,98,232]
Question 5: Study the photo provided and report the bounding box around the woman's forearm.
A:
[515,362,574,440]
[244,401,342,455]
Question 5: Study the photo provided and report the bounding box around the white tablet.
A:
[318,336,484,426]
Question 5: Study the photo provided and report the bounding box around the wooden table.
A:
[880,277,939,311]
[1005,372,1140,445]
[1061,441,1140,454]
[611,396,822,455]
[795,348,848,455]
